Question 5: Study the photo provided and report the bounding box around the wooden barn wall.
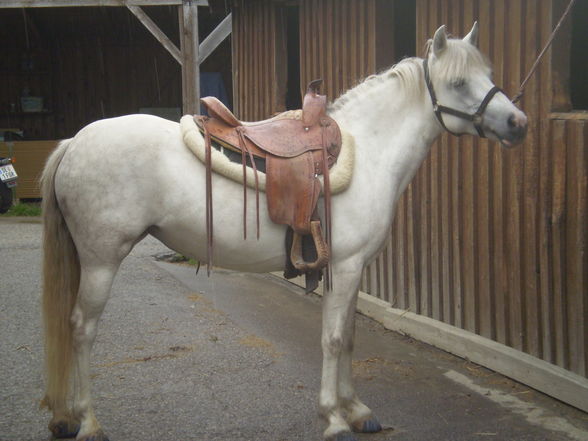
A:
[233,0,390,119]
[232,0,280,120]
[0,7,183,141]
[363,0,587,378]
[298,0,377,102]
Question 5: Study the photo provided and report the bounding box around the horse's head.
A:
[424,23,527,147]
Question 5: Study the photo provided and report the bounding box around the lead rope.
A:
[511,0,577,103]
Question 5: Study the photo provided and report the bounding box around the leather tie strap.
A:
[321,120,333,291]
[237,127,260,240]
[203,124,214,275]
[239,128,247,239]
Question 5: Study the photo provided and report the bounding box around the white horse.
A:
[41,24,527,441]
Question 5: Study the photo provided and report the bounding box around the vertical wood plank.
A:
[505,0,524,352]
[492,0,509,346]
[538,117,555,364]
[551,119,569,369]
[521,0,542,359]
[460,0,478,334]
[565,121,587,376]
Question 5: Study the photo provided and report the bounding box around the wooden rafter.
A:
[1,0,223,114]
[1,1,208,7]
[198,12,231,63]
[127,5,182,64]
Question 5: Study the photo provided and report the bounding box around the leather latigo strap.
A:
[320,119,333,289]
[237,127,260,240]
[203,124,213,275]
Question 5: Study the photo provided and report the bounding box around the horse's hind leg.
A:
[69,263,120,441]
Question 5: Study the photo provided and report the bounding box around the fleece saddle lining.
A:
[180,114,355,194]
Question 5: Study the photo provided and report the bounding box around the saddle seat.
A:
[199,82,341,162]
[195,80,342,287]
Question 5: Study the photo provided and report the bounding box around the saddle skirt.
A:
[192,80,343,290]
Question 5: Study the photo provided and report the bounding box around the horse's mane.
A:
[329,37,491,113]
[329,58,424,113]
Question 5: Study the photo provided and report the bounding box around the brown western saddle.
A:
[194,79,341,289]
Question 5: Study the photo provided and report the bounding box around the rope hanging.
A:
[512,0,577,103]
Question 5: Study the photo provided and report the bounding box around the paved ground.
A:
[1,217,587,441]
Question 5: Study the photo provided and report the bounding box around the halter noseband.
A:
[423,57,503,138]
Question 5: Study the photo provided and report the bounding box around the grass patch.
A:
[1,202,42,217]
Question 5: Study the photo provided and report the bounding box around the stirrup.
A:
[290,220,329,272]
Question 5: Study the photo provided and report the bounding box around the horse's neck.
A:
[331,70,441,200]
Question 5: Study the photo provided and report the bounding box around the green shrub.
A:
[1,202,42,217]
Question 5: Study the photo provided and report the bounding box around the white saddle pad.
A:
[180,114,354,194]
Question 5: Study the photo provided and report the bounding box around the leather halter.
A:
[423,57,503,138]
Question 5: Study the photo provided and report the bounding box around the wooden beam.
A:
[198,13,232,64]
[1,0,208,8]
[127,5,182,64]
[179,0,200,115]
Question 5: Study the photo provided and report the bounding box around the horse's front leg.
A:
[319,261,380,440]
[339,320,383,434]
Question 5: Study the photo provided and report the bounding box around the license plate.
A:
[0,164,17,182]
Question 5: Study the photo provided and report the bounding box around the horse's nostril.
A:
[508,114,517,128]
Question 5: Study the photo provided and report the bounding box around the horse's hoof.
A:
[78,430,110,441]
[353,417,383,433]
[48,420,80,438]
[330,432,358,441]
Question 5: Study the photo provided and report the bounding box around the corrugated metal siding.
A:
[232,0,587,378]
[234,0,381,117]
[363,0,587,377]
[232,0,280,120]
[299,0,376,101]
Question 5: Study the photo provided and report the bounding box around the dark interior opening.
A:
[393,0,417,61]
[570,1,588,110]
[285,5,301,110]
[375,0,416,71]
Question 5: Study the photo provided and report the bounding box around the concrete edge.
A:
[275,273,588,413]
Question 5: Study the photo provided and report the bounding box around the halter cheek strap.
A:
[423,58,503,138]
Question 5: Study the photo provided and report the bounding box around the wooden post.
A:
[179,0,200,115]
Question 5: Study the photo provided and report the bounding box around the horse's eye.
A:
[451,78,467,89]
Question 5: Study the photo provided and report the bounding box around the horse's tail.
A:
[40,139,80,412]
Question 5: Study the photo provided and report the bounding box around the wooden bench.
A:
[195,80,341,288]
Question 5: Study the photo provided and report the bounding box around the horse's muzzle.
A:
[501,111,528,147]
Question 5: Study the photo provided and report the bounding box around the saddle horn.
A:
[306,78,323,95]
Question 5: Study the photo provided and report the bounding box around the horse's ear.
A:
[463,21,479,47]
[432,25,448,56]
